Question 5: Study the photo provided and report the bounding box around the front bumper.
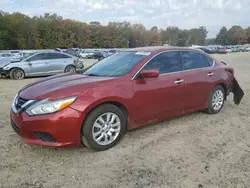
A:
[0,68,8,77]
[10,107,86,147]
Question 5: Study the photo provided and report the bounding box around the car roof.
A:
[125,46,202,53]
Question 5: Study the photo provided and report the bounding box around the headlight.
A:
[3,66,11,70]
[26,96,77,115]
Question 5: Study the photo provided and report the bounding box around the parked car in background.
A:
[100,51,109,58]
[217,47,228,54]
[108,49,118,56]
[199,47,214,54]
[0,52,82,79]
[10,47,244,150]
[78,49,95,58]
[54,48,65,53]
[226,47,233,53]
[0,53,13,58]
[86,51,106,60]
[246,47,250,51]
[13,51,36,59]
[66,48,79,57]
[239,46,247,52]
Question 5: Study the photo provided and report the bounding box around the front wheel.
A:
[9,68,25,80]
[65,65,76,73]
[205,85,225,114]
[82,104,126,150]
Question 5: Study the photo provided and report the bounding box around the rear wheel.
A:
[9,68,25,80]
[205,85,225,114]
[65,65,76,73]
[82,104,126,150]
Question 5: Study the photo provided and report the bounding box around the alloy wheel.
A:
[66,66,76,73]
[212,90,224,111]
[13,69,24,80]
[92,112,121,146]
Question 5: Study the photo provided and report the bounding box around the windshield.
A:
[23,52,34,58]
[84,51,149,77]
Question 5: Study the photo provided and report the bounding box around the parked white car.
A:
[79,50,95,58]
[0,53,13,59]
[246,47,250,52]
[226,48,233,53]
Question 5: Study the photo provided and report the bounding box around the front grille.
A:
[16,96,29,110]
[35,132,56,143]
[11,121,20,133]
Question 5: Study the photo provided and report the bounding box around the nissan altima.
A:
[10,47,244,150]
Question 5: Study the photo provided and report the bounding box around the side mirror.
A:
[140,69,159,78]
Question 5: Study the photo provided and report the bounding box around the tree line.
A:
[0,11,250,50]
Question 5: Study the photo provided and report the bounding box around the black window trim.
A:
[132,49,215,80]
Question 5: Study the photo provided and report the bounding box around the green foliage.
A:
[215,27,228,45]
[205,38,216,45]
[246,27,250,43]
[0,11,248,50]
[215,26,248,45]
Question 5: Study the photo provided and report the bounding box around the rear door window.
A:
[49,53,71,59]
[143,51,182,74]
[28,53,50,61]
[180,51,209,70]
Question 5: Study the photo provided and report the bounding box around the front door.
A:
[132,51,185,124]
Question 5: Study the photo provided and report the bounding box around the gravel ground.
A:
[0,52,250,188]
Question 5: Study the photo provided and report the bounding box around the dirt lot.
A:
[0,52,250,188]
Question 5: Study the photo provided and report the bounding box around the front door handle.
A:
[174,79,184,84]
[45,62,49,64]
[207,72,214,77]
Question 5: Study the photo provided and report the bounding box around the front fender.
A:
[70,82,133,115]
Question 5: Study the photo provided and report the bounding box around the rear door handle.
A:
[207,72,214,77]
[174,79,184,84]
[45,62,49,64]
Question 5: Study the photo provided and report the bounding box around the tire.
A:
[65,65,76,73]
[82,104,126,150]
[205,85,225,114]
[9,68,25,80]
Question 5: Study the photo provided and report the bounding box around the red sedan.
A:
[10,47,244,150]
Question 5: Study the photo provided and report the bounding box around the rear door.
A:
[180,51,214,112]
[132,51,185,123]
[49,53,72,74]
[24,53,51,76]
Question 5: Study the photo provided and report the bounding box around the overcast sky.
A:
[1,0,250,37]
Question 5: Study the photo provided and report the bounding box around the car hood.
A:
[0,58,12,68]
[0,58,22,68]
[19,73,115,100]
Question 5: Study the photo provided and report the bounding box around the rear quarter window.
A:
[181,51,209,70]
[205,56,214,66]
